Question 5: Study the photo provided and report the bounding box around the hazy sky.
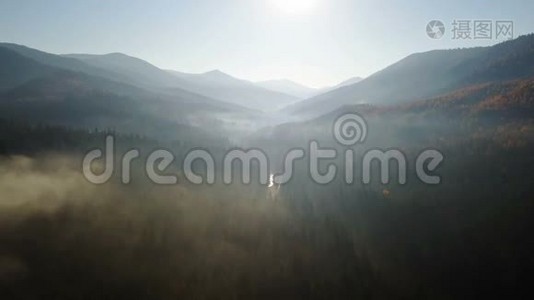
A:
[1,0,533,87]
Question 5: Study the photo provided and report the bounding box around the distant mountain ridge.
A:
[0,44,264,140]
[255,76,364,99]
[285,34,534,117]
[166,69,300,111]
[1,34,534,139]
[65,52,299,111]
[0,45,299,112]
[0,47,56,91]
[335,76,363,87]
[268,77,534,145]
[64,52,184,88]
[315,76,363,95]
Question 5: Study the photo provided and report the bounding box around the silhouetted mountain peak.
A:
[102,52,129,57]
[204,69,224,75]
[201,69,236,80]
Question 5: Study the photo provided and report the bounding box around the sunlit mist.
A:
[270,0,319,15]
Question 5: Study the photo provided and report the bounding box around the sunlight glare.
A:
[271,0,319,15]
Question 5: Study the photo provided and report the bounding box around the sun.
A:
[271,0,319,15]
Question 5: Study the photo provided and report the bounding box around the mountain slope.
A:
[312,76,364,96]
[267,78,534,147]
[335,76,363,88]
[286,34,534,117]
[2,43,296,111]
[0,48,264,139]
[0,47,56,91]
[166,70,300,111]
[0,43,135,86]
[64,53,181,88]
[1,43,267,110]
[0,70,258,140]
[65,52,299,111]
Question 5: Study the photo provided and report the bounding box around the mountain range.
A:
[1,34,533,139]
[285,34,534,118]
[62,53,301,111]
[0,45,257,140]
